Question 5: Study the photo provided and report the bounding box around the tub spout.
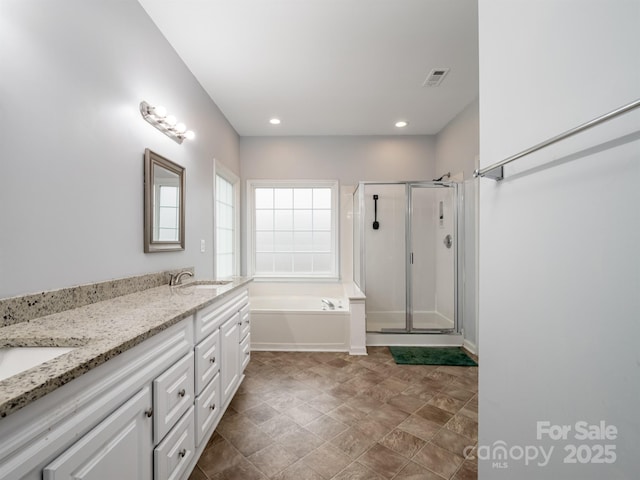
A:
[321,298,335,310]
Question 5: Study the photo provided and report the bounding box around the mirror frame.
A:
[144,148,185,253]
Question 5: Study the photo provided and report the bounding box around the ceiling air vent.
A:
[422,68,450,87]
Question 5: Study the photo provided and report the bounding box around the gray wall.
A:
[434,98,480,352]
[0,0,239,298]
[478,0,639,478]
[239,135,437,278]
[240,135,436,184]
[435,97,479,181]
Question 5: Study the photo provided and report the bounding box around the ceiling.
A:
[138,0,478,137]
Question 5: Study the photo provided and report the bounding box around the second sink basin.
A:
[0,347,75,382]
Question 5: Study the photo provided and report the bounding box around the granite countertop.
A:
[0,277,252,418]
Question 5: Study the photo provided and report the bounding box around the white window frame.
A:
[247,179,340,281]
[213,160,240,278]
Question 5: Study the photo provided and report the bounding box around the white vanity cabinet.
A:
[42,386,153,480]
[0,285,250,480]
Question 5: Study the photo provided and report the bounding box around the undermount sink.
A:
[178,280,232,289]
[0,347,75,382]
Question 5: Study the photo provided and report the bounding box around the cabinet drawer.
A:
[240,332,251,372]
[154,351,194,444]
[240,309,250,341]
[43,386,153,480]
[154,406,195,480]
[195,289,249,343]
[195,372,221,446]
[194,329,220,395]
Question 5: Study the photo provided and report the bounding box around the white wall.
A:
[478,1,640,478]
[240,135,436,278]
[0,0,239,298]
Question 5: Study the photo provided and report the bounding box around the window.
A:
[214,163,239,278]
[155,185,179,241]
[248,180,339,279]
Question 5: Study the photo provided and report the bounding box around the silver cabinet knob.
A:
[209,403,216,411]
[209,356,216,363]
[144,408,153,418]
[178,389,186,397]
[178,449,187,458]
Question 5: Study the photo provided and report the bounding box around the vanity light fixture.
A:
[140,101,195,144]
[395,120,409,128]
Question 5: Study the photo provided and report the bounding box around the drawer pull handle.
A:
[178,389,186,398]
[144,408,153,418]
[178,449,187,458]
[209,403,216,411]
[209,356,216,363]
[245,352,250,356]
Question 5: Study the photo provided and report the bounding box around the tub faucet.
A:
[170,270,193,286]
[321,298,335,310]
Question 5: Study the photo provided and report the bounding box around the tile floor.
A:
[189,347,478,480]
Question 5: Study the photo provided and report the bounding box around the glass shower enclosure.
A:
[353,181,461,333]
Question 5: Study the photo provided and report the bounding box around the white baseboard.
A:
[463,338,477,355]
[251,342,348,353]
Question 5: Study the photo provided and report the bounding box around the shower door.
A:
[359,181,459,334]
[408,183,457,332]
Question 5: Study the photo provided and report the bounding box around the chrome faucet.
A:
[321,298,335,310]
[170,270,193,286]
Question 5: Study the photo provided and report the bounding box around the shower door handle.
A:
[410,252,414,264]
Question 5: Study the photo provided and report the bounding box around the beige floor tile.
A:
[378,428,426,458]
[397,415,442,442]
[333,462,386,480]
[428,393,467,415]
[283,403,323,426]
[271,460,325,480]
[413,443,463,479]
[301,443,352,479]
[248,443,298,478]
[415,404,454,426]
[394,461,447,480]
[276,425,324,459]
[330,427,377,459]
[357,444,409,479]
[306,414,350,440]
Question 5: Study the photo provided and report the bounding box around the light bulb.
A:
[165,115,177,127]
[185,130,195,140]
[175,123,187,134]
[269,118,281,125]
[395,121,408,128]
[152,105,167,118]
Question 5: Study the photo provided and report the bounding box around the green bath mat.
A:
[389,346,477,366]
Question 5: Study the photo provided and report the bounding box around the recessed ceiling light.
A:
[395,121,408,128]
[269,118,281,125]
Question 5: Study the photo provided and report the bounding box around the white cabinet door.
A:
[153,351,194,445]
[220,313,240,403]
[43,387,152,480]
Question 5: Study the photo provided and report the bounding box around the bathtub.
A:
[249,293,352,352]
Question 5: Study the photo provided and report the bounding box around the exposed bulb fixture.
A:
[269,118,281,125]
[395,121,409,128]
[140,101,195,144]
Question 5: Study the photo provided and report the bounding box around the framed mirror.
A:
[144,149,185,253]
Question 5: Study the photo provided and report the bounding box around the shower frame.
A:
[354,181,462,334]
